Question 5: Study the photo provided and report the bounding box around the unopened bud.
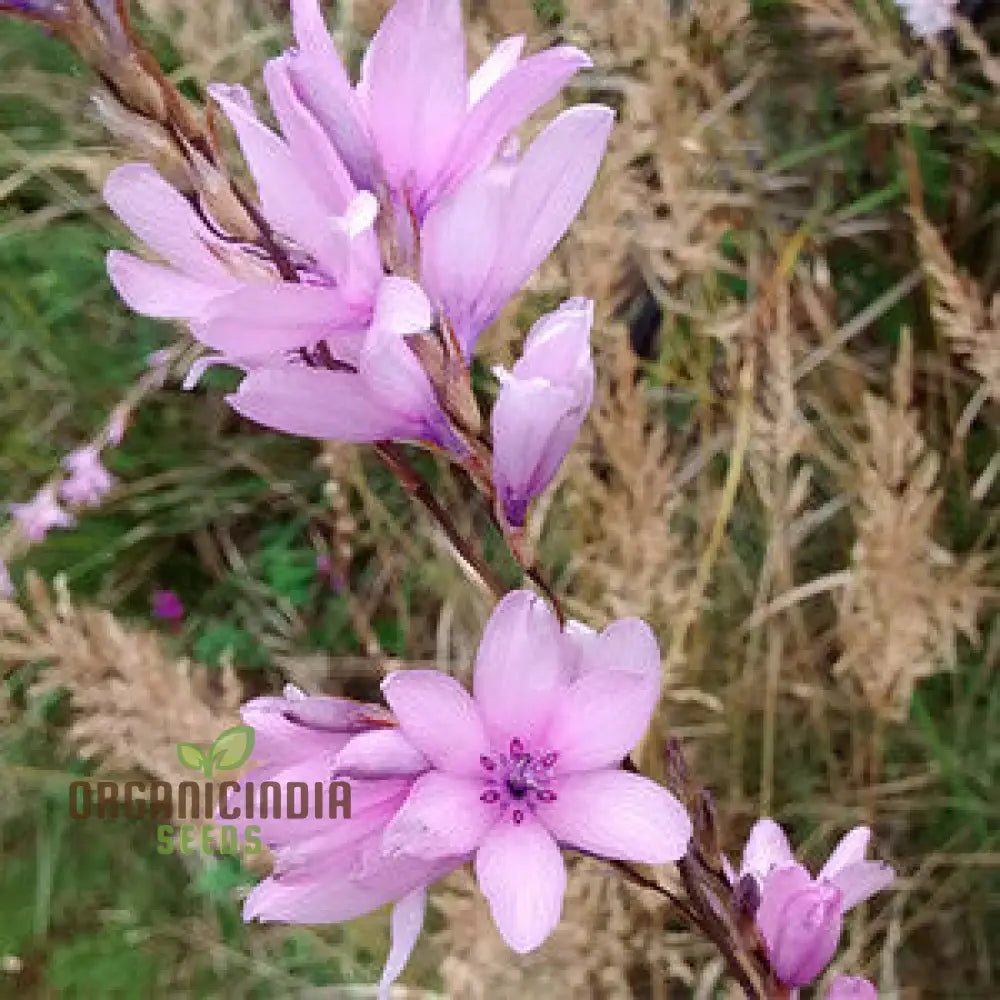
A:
[732,873,761,919]
[664,737,689,795]
[693,789,720,860]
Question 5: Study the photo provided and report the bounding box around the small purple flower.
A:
[737,819,894,988]
[0,559,13,598]
[151,589,184,622]
[243,592,691,997]
[826,976,878,999]
[60,445,116,507]
[9,485,74,542]
[492,298,594,527]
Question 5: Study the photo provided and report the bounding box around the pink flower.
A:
[9,485,74,542]
[151,590,184,622]
[225,277,460,450]
[738,819,894,988]
[285,0,592,221]
[243,593,691,996]
[60,445,116,507]
[492,298,594,526]
[421,104,614,354]
[826,976,878,999]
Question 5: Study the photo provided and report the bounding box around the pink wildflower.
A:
[151,589,184,622]
[9,484,74,542]
[60,445,115,507]
[243,592,691,997]
[492,298,594,526]
[738,819,894,988]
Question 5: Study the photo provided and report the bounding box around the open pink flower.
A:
[492,298,594,526]
[285,0,592,221]
[9,485,74,542]
[60,445,115,507]
[826,976,878,999]
[244,593,690,997]
[738,819,894,988]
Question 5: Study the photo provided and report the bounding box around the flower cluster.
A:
[103,0,611,534]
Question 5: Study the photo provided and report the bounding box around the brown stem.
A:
[374,443,506,599]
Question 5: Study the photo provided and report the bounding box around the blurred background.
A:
[1,0,999,996]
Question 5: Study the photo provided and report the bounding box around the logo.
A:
[177,724,256,778]
[67,724,353,857]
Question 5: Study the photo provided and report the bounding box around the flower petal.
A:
[332,729,430,780]
[378,887,427,1000]
[539,769,691,863]
[420,166,506,355]
[263,55,357,215]
[472,590,565,750]
[825,976,877,1000]
[106,251,226,319]
[287,0,376,186]
[195,282,368,354]
[477,105,614,323]
[828,861,894,912]
[475,812,566,953]
[441,45,593,199]
[740,818,796,882]
[245,847,447,924]
[360,0,466,203]
[382,771,496,859]
[468,35,525,106]
[104,163,234,279]
[575,616,662,682]
[382,670,491,775]
[228,367,415,442]
[818,826,871,881]
[541,668,659,772]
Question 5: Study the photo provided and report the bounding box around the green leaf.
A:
[176,743,206,772]
[209,725,256,772]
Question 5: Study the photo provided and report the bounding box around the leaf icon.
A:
[210,724,256,773]
[177,742,207,772]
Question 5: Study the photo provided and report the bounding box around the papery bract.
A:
[739,819,894,988]
[10,484,74,542]
[0,559,12,598]
[492,298,595,526]
[60,445,115,506]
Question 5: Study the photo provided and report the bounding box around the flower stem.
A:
[374,443,507,599]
